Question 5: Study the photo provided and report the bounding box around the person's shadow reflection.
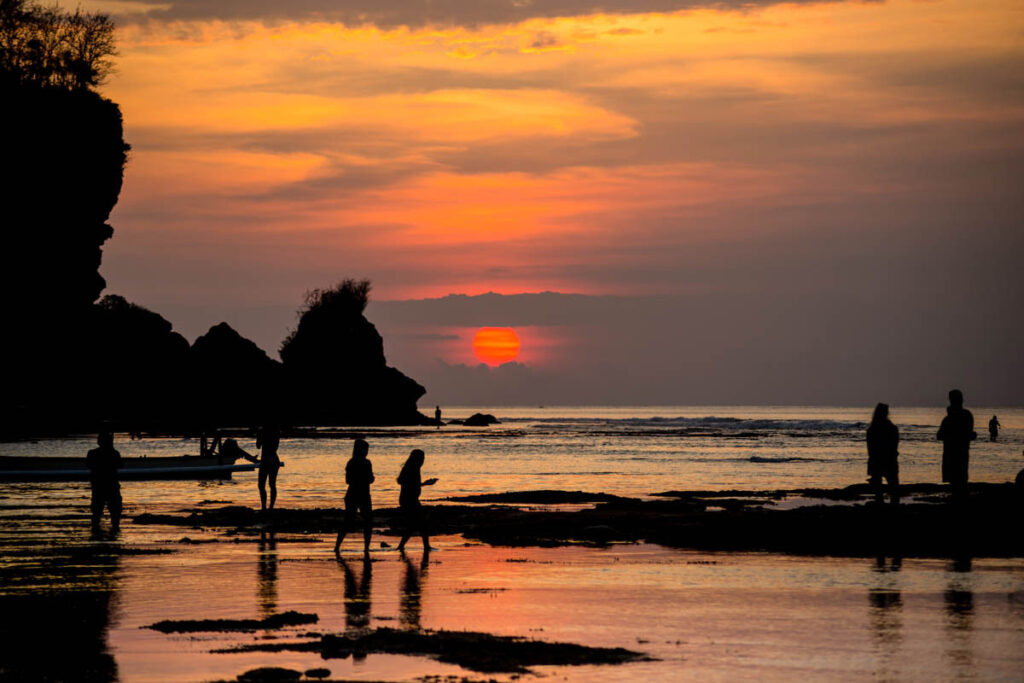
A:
[944,556,975,676]
[868,556,903,678]
[258,529,278,619]
[399,551,429,630]
[338,555,373,632]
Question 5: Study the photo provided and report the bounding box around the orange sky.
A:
[53,0,1024,402]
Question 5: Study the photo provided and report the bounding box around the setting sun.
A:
[472,327,521,366]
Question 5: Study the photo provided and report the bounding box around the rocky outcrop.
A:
[1,83,129,435]
[280,280,427,425]
[189,322,284,426]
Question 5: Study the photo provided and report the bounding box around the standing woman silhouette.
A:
[397,449,438,552]
[256,424,282,511]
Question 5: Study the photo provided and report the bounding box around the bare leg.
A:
[268,468,278,510]
[398,533,410,551]
[110,490,122,532]
[258,468,268,511]
[362,517,372,554]
[90,488,103,530]
[334,527,346,555]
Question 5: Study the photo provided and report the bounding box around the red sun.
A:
[472,327,521,365]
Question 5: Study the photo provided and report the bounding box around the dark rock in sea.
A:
[279,279,428,425]
[217,627,652,674]
[147,610,318,633]
[235,667,302,682]
[462,413,500,426]
[133,484,1024,557]
[445,490,634,504]
[189,322,284,425]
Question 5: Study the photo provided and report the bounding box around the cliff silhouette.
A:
[1,85,130,435]
[0,3,427,436]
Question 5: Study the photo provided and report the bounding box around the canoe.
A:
[0,454,257,481]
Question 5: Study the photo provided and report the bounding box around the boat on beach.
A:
[0,453,257,481]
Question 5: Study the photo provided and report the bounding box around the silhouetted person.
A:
[199,428,221,457]
[338,555,372,635]
[938,390,976,500]
[335,439,374,555]
[988,415,1000,442]
[867,403,900,505]
[87,430,121,532]
[434,405,441,429]
[256,424,282,511]
[400,551,429,630]
[1015,449,1024,489]
[397,449,438,552]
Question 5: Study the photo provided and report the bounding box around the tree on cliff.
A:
[280,279,426,424]
[0,0,116,91]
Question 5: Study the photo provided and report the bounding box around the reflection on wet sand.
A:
[0,534,122,681]
[944,557,975,678]
[338,555,373,632]
[257,529,278,618]
[400,551,429,630]
[868,556,903,679]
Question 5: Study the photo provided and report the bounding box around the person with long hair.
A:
[335,439,375,555]
[867,403,900,505]
[396,449,438,553]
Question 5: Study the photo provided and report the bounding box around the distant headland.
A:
[0,1,428,437]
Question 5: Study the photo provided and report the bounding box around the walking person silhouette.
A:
[335,439,375,555]
[396,449,438,553]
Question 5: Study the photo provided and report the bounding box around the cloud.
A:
[106,0,852,28]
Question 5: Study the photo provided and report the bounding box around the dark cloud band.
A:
[115,0,852,27]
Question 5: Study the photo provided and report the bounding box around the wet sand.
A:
[1,486,1023,681]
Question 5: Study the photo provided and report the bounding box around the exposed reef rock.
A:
[133,484,1024,558]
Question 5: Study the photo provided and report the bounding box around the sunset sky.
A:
[70,0,1023,405]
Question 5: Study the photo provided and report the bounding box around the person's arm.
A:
[423,477,438,486]
[368,462,375,484]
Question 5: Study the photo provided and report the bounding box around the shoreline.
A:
[127,483,1024,559]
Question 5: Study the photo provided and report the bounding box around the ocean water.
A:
[2,406,1022,514]
[1,406,1022,681]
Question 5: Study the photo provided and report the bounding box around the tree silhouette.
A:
[0,0,116,91]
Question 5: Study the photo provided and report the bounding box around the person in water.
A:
[256,424,282,511]
[396,449,438,552]
[335,439,375,555]
[866,403,900,505]
[989,415,1001,442]
[199,428,221,457]
[434,405,442,429]
[937,389,976,500]
[87,430,122,532]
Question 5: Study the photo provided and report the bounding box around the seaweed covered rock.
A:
[280,279,426,425]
